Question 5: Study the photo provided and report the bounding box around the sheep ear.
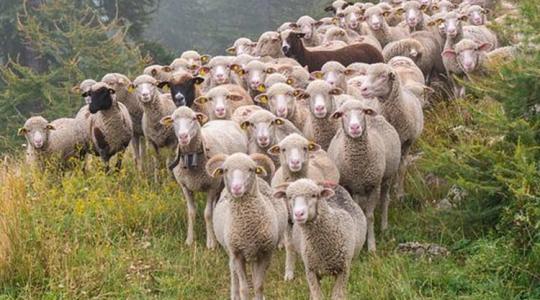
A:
[193,76,205,85]
[201,55,211,64]
[319,188,335,199]
[311,71,324,80]
[431,4,439,11]
[389,72,396,81]
[265,67,276,74]
[267,145,281,156]
[313,20,323,27]
[272,118,285,126]
[157,81,170,90]
[160,116,173,127]
[17,127,27,136]
[343,68,355,76]
[296,32,306,38]
[257,84,267,92]
[382,10,391,17]
[162,66,172,72]
[273,182,290,199]
[324,6,334,12]
[307,141,321,152]
[240,121,251,130]
[254,94,269,105]
[127,83,135,93]
[442,49,457,59]
[294,89,309,99]
[45,124,56,130]
[206,154,227,178]
[477,43,492,52]
[364,108,376,116]
[151,68,158,76]
[108,88,116,95]
[250,153,274,177]
[331,111,344,119]
[198,66,210,76]
[71,85,81,94]
[227,94,244,101]
[230,64,245,75]
[289,22,299,29]
[459,15,468,21]
[329,88,343,96]
[194,96,209,106]
[196,113,209,125]
[286,77,294,85]
[420,4,429,12]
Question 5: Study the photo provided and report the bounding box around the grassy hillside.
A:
[1,96,538,299]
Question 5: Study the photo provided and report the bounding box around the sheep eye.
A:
[281,148,286,152]
[303,147,308,151]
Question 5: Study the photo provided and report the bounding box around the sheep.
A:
[363,6,409,48]
[231,104,264,125]
[143,64,173,82]
[18,116,88,169]
[465,5,488,26]
[194,84,253,120]
[268,133,340,188]
[226,37,257,56]
[281,30,384,72]
[161,106,248,248]
[180,50,211,70]
[254,31,283,58]
[340,5,369,34]
[73,79,97,141]
[359,63,423,202]
[322,26,384,52]
[157,70,205,108]
[198,56,237,89]
[86,82,134,171]
[396,1,432,32]
[170,58,196,74]
[343,62,369,81]
[240,109,302,170]
[234,60,272,97]
[261,73,288,91]
[273,179,366,300]
[311,61,347,91]
[382,30,445,82]
[437,11,498,97]
[328,98,401,251]
[324,0,353,15]
[277,21,299,33]
[432,0,455,14]
[296,15,322,47]
[296,80,342,150]
[132,75,177,172]
[377,2,404,27]
[253,83,308,130]
[388,56,428,106]
[207,153,288,300]
[445,39,517,77]
[101,73,145,169]
[285,65,311,89]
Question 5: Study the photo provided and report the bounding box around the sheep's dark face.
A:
[88,87,115,114]
[282,32,305,58]
[161,77,204,107]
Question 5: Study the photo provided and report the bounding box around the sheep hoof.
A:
[206,239,216,250]
[185,237,194,246]
[284,271,295,281]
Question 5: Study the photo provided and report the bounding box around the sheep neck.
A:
[370,22,391,46]
[141,93,167,122]
[282,161,309,182]
[342,123,371,161]
[177,129,204,156]
[379,78,406,123]
[291,39,308,67]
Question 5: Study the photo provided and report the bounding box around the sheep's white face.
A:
[135,82,157,103]
[244,65,267,90]
[289,194,317,224]
[444,15,462,38]
[323,69,345,88]
[211,64,231,85]
[21,121,53,150]
[336,108,368,138]
[468,8,485,25]
[221,160,258,198]
[171,113,200,146]
[405,5,423,28]
[276,139,313,173]
[245,118,284,148]
[268,91,295,118]
[367,11,384,31]
[360,68,394,99]
[345,10,362,29]
[457,48,480,73]
[255,35,282,57]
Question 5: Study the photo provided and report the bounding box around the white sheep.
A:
[226,37,257,56]
[194,84,253,120]
[363,6,409,48]
[254,31,283,58]
[254,83,308,130]
[273,179,366,300]
[207,153,288,300]
[328,98,401,251]
[18,116,88,169]
[161,106,247,249]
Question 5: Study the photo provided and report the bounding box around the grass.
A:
[0,99,537,299]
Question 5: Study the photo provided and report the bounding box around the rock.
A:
[397,242,449,258]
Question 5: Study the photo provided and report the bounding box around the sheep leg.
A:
[380,177,394,232]
[229,257,240,300]
[365,187,380,252]
[233,254,250,300]
[396,142,412,201]
[284,226,295,281]
[139,136,146,171]
[331,270,349,300]
[181,185,196,246]
[114,151,124,172]
[306,269,323,300]
[252,253,271,300]
[131,136,142,171]
[204,189,219,249]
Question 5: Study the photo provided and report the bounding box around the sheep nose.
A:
[290,159,300,166]
[315,105,325,112]
[178,132,189,141]
[282,45,290,53]
[258,136,269,144]
[251,80,260,86]
[215,107,225,115]
[294,210,305,218]
[231,184,243,193]
[216,74,224,79]
[350,123,360,131]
